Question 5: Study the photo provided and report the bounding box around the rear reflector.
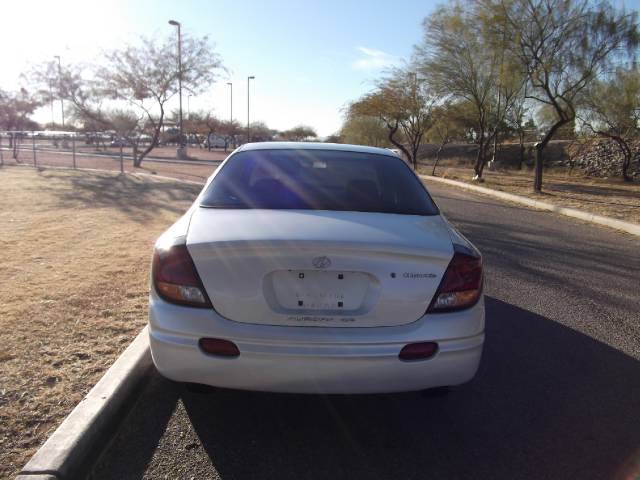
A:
[199,338,240,357]
[399,342,438,361]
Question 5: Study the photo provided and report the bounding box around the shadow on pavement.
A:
[92,297,640,480]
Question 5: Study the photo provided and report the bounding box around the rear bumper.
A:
[148,293,485,394]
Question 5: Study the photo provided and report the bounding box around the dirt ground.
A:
[0,167,201,478]
[419,165,640,225]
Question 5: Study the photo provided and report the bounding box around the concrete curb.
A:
[17,327,153,479]
[420,174,640,237]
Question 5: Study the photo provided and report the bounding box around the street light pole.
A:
[227,82,233,124]
[188,94,192,119]
[54,56,64,127]
[49,80,55,126]
[247,76,255,143]
[168,20,184,156]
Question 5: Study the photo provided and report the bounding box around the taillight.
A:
[427,245,483,313]
[152,244,212,308]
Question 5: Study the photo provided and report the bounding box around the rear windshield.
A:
[199,149,439,215]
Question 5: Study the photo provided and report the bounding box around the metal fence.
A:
[0,131,225,182]
[0,131,128,172]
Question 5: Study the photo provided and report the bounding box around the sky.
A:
[1,0,638,136]
[0,0,438,136]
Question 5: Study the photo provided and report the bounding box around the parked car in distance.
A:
[206,133,227,149]
[148,142,484,394]
[110,137,131,147]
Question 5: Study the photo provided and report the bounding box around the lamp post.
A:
[247,76,255,143]
[227,82,233,124]
[227,82,234,148]
[53,55,64,127]
[168,20,185,156]
[48,80,55,126]
[187,94,192,119]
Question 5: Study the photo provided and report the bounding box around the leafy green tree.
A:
[416,3,497,179]
[339,112,389,147]
[426,101,471,175]
[415,2,525,179]
[280,125,317,141]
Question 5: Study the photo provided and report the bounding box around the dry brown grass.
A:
[0,166,201,478]
[420,165,640,224]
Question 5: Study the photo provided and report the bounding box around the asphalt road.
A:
[90,182,640,480]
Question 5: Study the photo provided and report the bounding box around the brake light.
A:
[427,246,483,313]
[152,244,212,308]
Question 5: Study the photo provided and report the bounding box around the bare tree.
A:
[219,120,241,151]
[350,67,436,169]
[97,35,223,165]
[486,0,639,191]
[29,34,223,166]
[0,88,41,132]
[0,88,41,158]
[579,67,640,181]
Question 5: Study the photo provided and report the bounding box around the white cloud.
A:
[351,46,399,71]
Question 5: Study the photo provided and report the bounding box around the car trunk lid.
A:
[187,209,453,328]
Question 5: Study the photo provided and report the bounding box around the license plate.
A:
[271,270,370,311]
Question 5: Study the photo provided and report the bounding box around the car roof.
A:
[235,142,398,157]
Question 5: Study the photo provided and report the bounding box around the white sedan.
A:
[149,142,484,394]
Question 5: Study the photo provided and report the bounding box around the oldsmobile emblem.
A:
[312,256,331,269]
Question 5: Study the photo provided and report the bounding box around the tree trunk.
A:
[411,141,420,171]
[610,136,633,182]
[518,131,525,170]
[132,143,141,168]
[473,135,485,179]
[534,118,569,192]
[432,141,446,176]
[135,110,164,167]
[12,134,19,160]
[387,121,412,167]
[534,145,544,191]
